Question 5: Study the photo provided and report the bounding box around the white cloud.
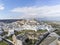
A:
[11,5,60,18]
[0,4,4,10]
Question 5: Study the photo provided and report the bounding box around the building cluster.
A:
[0,19,58,45]
[10,32,60,45]
[12,34,29,45]
[0,19,55,36]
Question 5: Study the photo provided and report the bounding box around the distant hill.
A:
[36,17,60,22]
[0,19,23,23]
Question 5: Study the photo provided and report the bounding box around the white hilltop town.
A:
[3,19,54,32]
[0,19,60,45]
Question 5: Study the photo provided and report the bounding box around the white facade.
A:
[16,40,23,45]
[23,24,38,31]
[0,28,3,34]
[7,29,14,36]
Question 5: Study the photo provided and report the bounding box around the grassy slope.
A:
[0,41,8,45]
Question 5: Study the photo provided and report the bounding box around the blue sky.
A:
[0,0,60,19]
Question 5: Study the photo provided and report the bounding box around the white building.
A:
[0,28,3,34]
[7,29,14,36]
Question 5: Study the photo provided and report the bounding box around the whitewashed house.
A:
[7,29,14,36]
[0,28,3,34]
